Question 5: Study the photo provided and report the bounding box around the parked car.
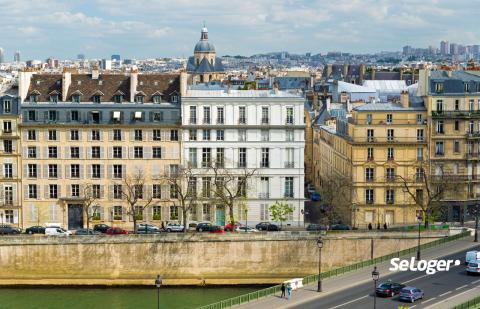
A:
[255,222,280,231]
[196,222,213,232]
[136,223,161,234]
[106,227,128,235]
[165,223,185,233]
[306,224,327,231]
[0,225,21,235]
[399,287,424,303]
[375,282,406,297]
[209,226,225,233]
[25,226,45,235]
[465,251,480,264]
[75,228,101,235]
[93,224,110,234]
[45,227,71,236]
[466,260,480,275]
[311,192,321,201]
[225,222,243,232]
[330,224,351,230]
[235,226,259,233]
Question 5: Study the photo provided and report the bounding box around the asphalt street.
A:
[292,245,480,309]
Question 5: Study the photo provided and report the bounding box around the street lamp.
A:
[372,266,379,309]
[416,214,422,260]
[155,274,162,309]
[317,236,323,292]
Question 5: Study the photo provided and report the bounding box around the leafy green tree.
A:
[269,200,295,229]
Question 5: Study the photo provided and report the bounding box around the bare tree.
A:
[317,172,353,226]
[82,184,100,234]
[120,169,156,233]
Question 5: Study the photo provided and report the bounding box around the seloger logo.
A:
[389,257,461,275]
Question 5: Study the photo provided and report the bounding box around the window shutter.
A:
[79,146,84,159]
[129,147,134,159]
[100,165,104,179]
[66,112,71,121]
[23,165,28,178]
[144,147,151,159]
[107,165,112,179]
[100,147,104,159]
[12,164,17,178]
[57,185,61,198]
[67,185,71,197]
[88,165,92,179]
[43,111,48,121]
[23,130,28,140]
[108,147,112,159]
[100,185,105,199]
[65,147,70,159]
[122,146,127,159]
[130,130,135,141]
[65,165,70,179]
[44,130,49,141]
[24,185,28,199]
[108,130,113,141]
[44,147,49,159]
[13,210,18,224]
[22,111,28,122]
[87,147,92,159]
[44,185,49,199]
[122,164,127,178]
[57,147,61,159]
[109,185,113,199]
[57,166,62,179]
[43,164,48,178]
[79,165,84,179]
[78,130,82,140]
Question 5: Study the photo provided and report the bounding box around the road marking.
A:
[403,274,429,284]
[422,297,436,304]
[455,284,468,290]
[439,291,452,297]
[472,279,480,284]
[327,295,368,309]
[424,287,480,309]
[409,305,416,308]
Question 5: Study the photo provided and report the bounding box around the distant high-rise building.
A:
[306,52,311,58]
[111,54,121,61]
[46,58,59,68]
[440,41,449,55]
[0,48,4,63]
[100,59,112,70]
[450,43,459,55]
[77,54,85,60]
[14,50,20,62]
[403,45,413,56]
[473,45,480,55]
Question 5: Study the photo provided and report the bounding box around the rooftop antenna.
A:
[203,20,206,28]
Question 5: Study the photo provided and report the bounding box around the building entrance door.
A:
[68,204,84,230]
[215,207,225,226]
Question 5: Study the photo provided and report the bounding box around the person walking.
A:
[368,223,372,230]
[286,283,292,300]
[280,283,286,298]
[383,223,387,230]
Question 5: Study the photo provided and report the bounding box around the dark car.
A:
[25,226,45,234]
[75,228,101,235]
[106,227,128,235]
[136,223,161,234]
[376,282,406,297]
[0,225,21,235]
[330,224,351,230]
[255,222,280,231]
[306,224,327,231]
[196,222,213,232]
[93,224,110,233]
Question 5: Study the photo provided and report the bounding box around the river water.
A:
[0,286,263,309]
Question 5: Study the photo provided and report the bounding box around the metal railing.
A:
[450,295,480,309]
[197,230,470,309]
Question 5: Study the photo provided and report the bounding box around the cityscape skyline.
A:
[1,0,480,60]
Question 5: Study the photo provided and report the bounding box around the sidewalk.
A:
[237,237,478,309]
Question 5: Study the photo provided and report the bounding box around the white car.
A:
[235,226,259,233]
[466,260,480,275]
[466,251,480,264]
[165,223,185,232]
[45,227,72,236]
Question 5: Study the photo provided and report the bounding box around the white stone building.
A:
[181,86,306,226]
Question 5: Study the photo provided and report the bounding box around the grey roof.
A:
[187,56,225,74]
[194,40,215,53]
[274,77,310,90]
[353,102,426,112]
[430,70,480,82]
[429,70,480,95]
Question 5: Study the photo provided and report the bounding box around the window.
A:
[134,184,143,199]
[416,189,424,205]
[365,168,374,181]
[260,204,269,221]
[170,206,179,220]
[387,129,394,141]
[113,129,122,141]
[28,184,38,199]
[48,164,58,178]
[216,130,224,141]
[153,129,161,141]
[113,205,123,220]
[417,147,423,161]
[261,148,269,168]
[114,95,123,104]
[72,95,81,103]
[239,148,247,168]
[48,130,57,141]
[135,95,144,103]
[92,185,101,199]
[153,95,161,104]
[454,141,460,153]
[203,106,211,124]
[365,189,374,204]
[134,129,143,141]
[187,177,197,197]
[202,148,211,168]
[417,129,424,141]
[28,164,37,178]
[436,100,444,111]
[470,99,475,111]
[91,164,101,178]
[28,110,36,121]
[387,147,394,160]
[261,129,269,141]
[260,177,269,198]
[170,130,179,141]
[284,177,294,198]
[71,110,79,121]
[435,83,444,93]
[455,100,460,111]
[48,146,58,158]
[28,146,36,158]
[3,140,12,153]
[189,129,197,141]
[386,168,395,181]
[70,147,79,159]
[113,146,122,159]
[238,129,246,142]
[91,146,100,159]
[367,148,374,160]
[386,189,394,204]
[286,130,294,142]
[470,120,475,133]
[70,164,80,178]
[150,184,161,199]
[366,114,372,124]
[3,121,11,133]
[134,146,143,158]
[286,107,294,124]
[170,184,178,199]
[113,165,123,179]
[436,120,444,134]
[416,114,423,124]
[189,148,197,167]
[4,163,12,178]
[4,186,12,205]
[48,110,57,122]
[3,100,11,113]
[153,112,163,121]
[202,129,211,141]
[202,177,211,198]
[217,107,224,124]
[70,130,79,141]
[285,148,294,168]
[91,130,100,141]
[153,147,162,159]
[386,114,392,124]
[435,142,444,156]
[239,106,246,124]
[415,168,424,181]
[367,129,374,141]
[189,106,197,124]
[30,94,38,103]
[238,178,246,197]
[216,148,224,168]
[92,95,101,103]
[113,185,123,199]
[27,130,36,141]
[49,184,58,199]
[454,120,460,131]
[465,83,470,92]
[261,107,269,124]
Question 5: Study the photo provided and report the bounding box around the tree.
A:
[317,172,353,226]
[82,184,100,234]
[120,169,156,233]
[269,200,294,229]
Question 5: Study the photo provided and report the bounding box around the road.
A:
[293,246,480,309]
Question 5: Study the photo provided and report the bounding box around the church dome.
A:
[194,27,215,53]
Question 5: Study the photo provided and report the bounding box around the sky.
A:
[0,0,479,60]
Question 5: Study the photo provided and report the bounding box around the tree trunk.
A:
[182,208,188,233]
[132,207,137,234]
[228,204,235,224]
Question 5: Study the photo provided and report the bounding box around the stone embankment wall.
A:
[0,231,448,285]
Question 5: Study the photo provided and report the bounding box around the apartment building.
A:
[312,92,427,227]
[181,85,306,226]
[18,69,182,229]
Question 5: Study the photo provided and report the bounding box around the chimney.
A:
[18,70,34,103]
[400,90,409,108]
[130,71,138,102]
[447,70,452,77]
[399,68,404,81]
[326,97,331,111]
[371,68,376,80]
[312,93,319,109]
[343,63,349,81]
[273,81,279,94]
[180,72,188,97]
[62,71,71,102]
[91,68,99,80]
[346,99,352,113]
[359,64,366,84]
[227,80,232,94]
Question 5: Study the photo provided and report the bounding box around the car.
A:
[165,223,185,232]
[311,192,321,201]
[330,224,351,230]
[0,225,21,235]
[25,226,45,235]
[209,225,225,233]
[93,224,110,233]
[106,227,128,235]
[466,260,480,275]
[136,223,161,234]
[75,228,101,235]
[235,226,259,233]
[375,282,406,297]
[45,227,71,236]
[196,222,213,232]
[225,222,243,232]
[255,222,280,231]
[306,224,327,231]
[398,286,424,303]
[465,251,480,264]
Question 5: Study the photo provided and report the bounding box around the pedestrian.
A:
[368,223,372,230]
[286,283,292,300]
[280,283,286,298]
[377,223,381,230]
[383,223,387,230]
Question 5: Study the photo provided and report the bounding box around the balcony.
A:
[432,110,480,118]
[366,177,375,182]
[258,193,270,199]
[237,162,247,168]
[260,162,269,168]
[189,118,197,124]
[261,118,269,125]
[217,118,224,125]
[238,118,247,125]
[386,176,396,182]
[366,200,374,204]
[357,137,426,144]
[465,153,479,159]
[284,162,295,168]
[386,200,394,204]
[467,131,480,139]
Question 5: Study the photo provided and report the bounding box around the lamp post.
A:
[317,236,323,292]
[155,274,162,309]
[372,266,379,309]
[416,214,422,260]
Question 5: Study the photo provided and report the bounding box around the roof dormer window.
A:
[434,82,444,93]
[135,95,144,103]
[30,95,38,103]
[465,83,470,92]
[92,95,101,103]
[114,95,123,103]
[153,95,161,104]
[72,95,81,103]
[171,95,178,103]
[50,94,59,103]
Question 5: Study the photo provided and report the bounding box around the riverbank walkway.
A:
[237,237,479,309]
